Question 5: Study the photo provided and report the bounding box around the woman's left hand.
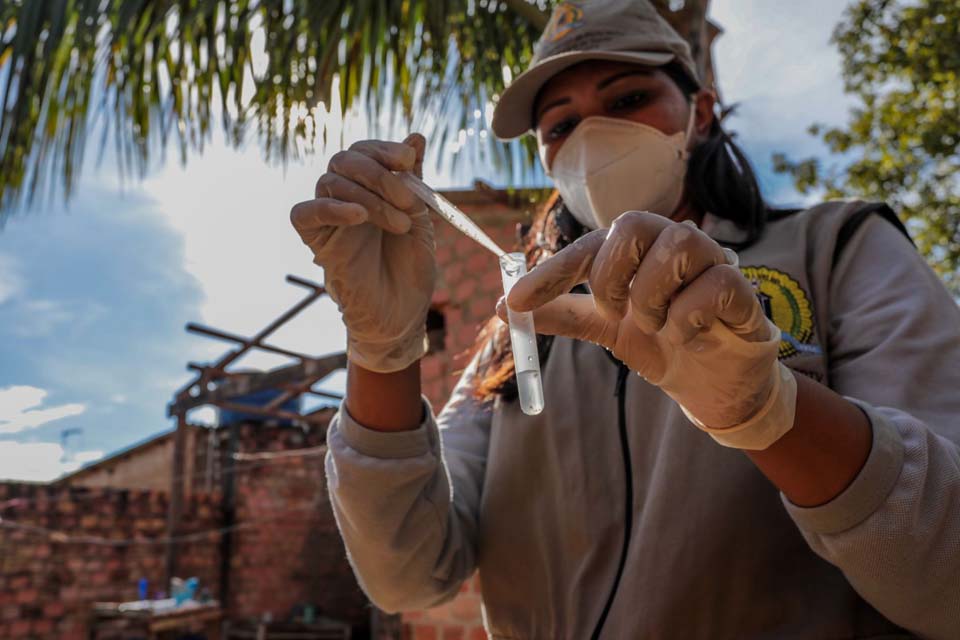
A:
[500,210,783,431]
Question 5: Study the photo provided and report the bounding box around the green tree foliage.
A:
[773,0,960,291]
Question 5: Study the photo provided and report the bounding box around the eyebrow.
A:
[596,68,654,90]
[535,68,656,124]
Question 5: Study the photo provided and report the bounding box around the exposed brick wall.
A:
[0,482,220,640]
[420,201,528,410]
[221,415,370,631]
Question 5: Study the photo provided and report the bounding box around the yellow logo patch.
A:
[740,266,821,359]
[545,3,585,42]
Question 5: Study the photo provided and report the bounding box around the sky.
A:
[0,0,854,481]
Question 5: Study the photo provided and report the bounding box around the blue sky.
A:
[0,0,854,480]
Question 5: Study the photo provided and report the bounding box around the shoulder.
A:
[767,199,908,239]
[763,199,911,267]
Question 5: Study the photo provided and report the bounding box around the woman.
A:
[290,1,960,638]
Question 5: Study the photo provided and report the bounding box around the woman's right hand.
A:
[291,133,436,374]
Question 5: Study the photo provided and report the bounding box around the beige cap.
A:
[491,0,701,140]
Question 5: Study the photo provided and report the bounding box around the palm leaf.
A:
[0,0,716,218]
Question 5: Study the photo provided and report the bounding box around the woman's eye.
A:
[611,92,648,111]
[548,118,579,141]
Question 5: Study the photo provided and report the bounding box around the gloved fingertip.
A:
[505,287,532,313]
[385,210,413,234]
[396,142,418,170]
[403,132,426,152]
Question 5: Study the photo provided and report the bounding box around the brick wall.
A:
[0,482,220,640]
[0,417,370,639]
[223,415,369,630]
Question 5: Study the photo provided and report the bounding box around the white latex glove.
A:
[290,134,436,373]
[502,211,797,449]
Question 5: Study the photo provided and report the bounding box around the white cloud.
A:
[0,440,103,482]
[710,0,854,146]
[0,253,24,305]
[140,137,355,374]
[0,385,87,434]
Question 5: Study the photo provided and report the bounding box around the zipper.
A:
[590,361,633,640]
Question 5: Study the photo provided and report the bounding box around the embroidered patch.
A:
[740,266,821,359]
[545,3,585,42]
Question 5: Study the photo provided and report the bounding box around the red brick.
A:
[412,624,439,640]
[43,601,65,618]
[442,626,466,640]
[466,251,491,274]
[14,590,37,605]
[31,619,53,634]
[469,625,489,640]
[453,279,478,302]
[435,245,453,265]
[454,235,475,256]
[421,356,444,379]
[456,325,480,349]
[450,594,481,622]
[9,620,31,638]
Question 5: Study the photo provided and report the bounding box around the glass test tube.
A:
[499,252,545,416]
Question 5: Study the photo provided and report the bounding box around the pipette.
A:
[397,171,544,416]
[397,172,505,257]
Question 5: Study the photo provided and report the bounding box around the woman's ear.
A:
[693,89,717,139]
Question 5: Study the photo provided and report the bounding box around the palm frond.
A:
[0,0,715,218]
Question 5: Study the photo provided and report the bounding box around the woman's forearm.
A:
[746,373,872,507]
[345,359,424,431]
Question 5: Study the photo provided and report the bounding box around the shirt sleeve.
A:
[782,214,960,639]
[325,352,494,613]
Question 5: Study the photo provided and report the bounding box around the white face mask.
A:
[543,103,697,229]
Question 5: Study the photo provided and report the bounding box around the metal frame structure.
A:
[164,274,346,587]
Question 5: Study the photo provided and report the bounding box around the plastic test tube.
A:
[499,252,545,416]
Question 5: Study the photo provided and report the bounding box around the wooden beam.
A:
[167,353,347,417]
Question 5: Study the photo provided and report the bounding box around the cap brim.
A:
[491,50,675,140]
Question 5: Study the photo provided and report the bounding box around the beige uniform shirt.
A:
[325,201,960,639]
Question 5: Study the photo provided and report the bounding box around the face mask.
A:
[543,103,696,229]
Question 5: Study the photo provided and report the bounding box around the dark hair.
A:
[471,63,768,402]
[661,62,767,248]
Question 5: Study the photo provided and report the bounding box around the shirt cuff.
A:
[782,397,905,535]
[338,396,437,459]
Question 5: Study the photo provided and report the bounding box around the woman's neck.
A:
[669,197,705,227]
